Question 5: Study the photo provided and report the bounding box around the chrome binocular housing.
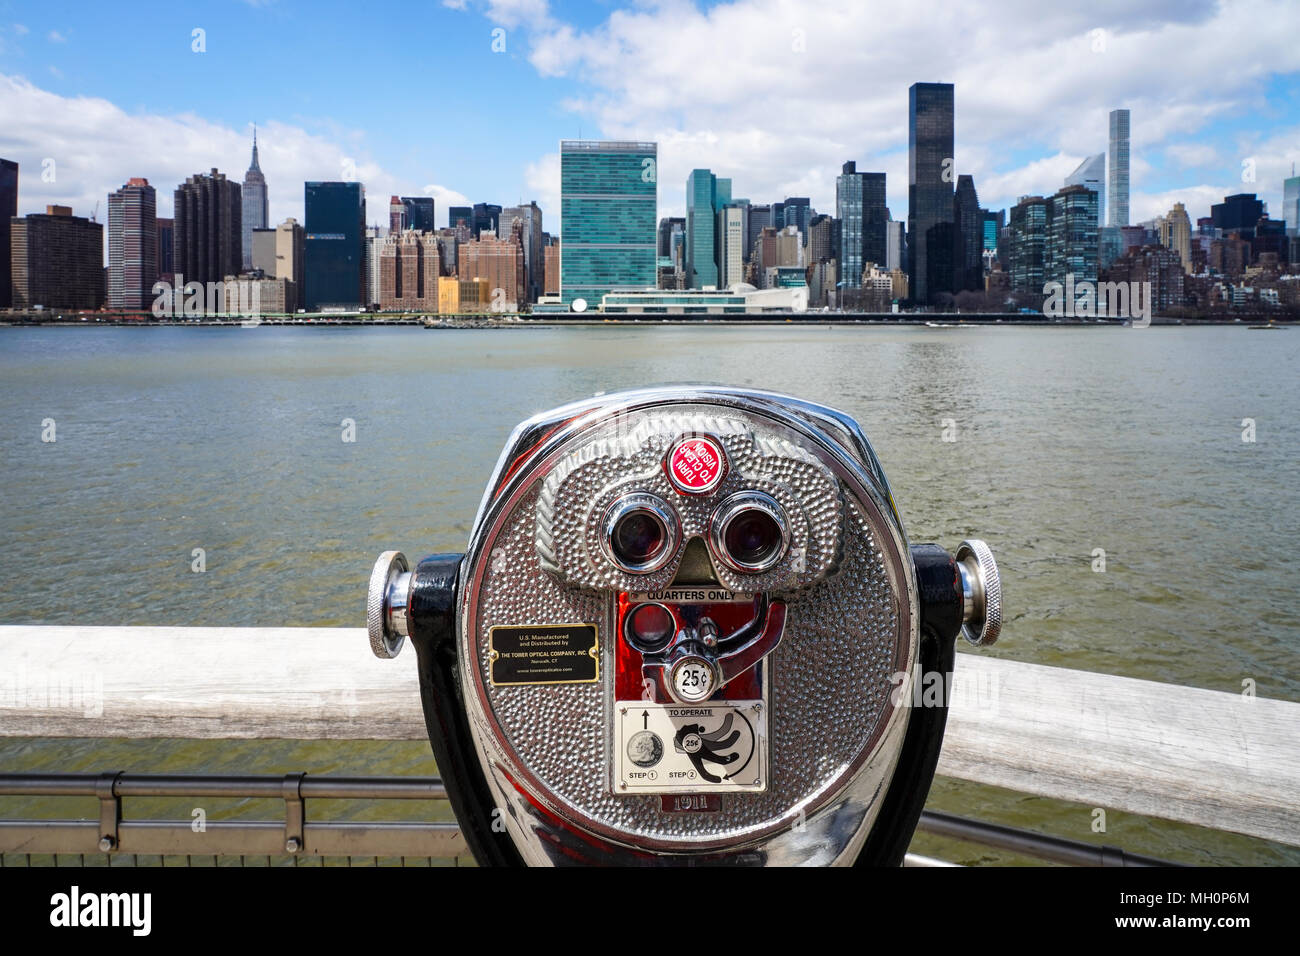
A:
[366,386,1001,866]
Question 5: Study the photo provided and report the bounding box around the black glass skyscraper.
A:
[953,174,983,292]
[472,203,501,238]
[402,197,436,232]
[1211,194,1265,237]
[779,197,812,237]
[448,206,472,230]
[836,162,887,287]
[304,181,365,311]
[0,159,16,308]
[908,82,955,304]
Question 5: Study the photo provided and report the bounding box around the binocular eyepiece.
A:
[366,386,1001,866]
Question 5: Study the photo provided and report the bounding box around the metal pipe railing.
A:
[916,809,1175,867]
[0,773,448,800]
[0,772,1178,866]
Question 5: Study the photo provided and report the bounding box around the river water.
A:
[1,324,1297,865]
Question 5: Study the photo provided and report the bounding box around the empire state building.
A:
[241,127,269,270]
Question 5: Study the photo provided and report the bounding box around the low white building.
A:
[599,283,808,314]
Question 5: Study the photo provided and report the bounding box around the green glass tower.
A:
[685,169,731,289]
[559,140,658,308]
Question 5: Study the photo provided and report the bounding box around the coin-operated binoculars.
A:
[366,387,1001,866]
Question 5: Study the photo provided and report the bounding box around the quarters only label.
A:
[489,623,599,686]
[615,701,766,794]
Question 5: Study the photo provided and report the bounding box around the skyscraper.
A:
[0,158,16,308]
[544,239,560,296]
[658,216,685,265]
[389,196,406,233]
[559,140,657,307]
[155,218,174,283]
[252,228,278,274]
[275,218,304,293]
[402,196,436,233]
[885,220,904,272]
[837,161,888,288]
[1107,110,1130,228]
[806,213,834,266]
[364,225,384,308]
[908,82,956,303]
[1065,153,1106,226]
[1211,193,1265,236]
[953,174,983,292]
[447,206,472,230]
[500,201,543,303]
[717,204,746,288]
[1047,184,1099,289]
[1284,170,1300,238]
[686,169,730,288]
[241,129,268,271]
[10,206,104,309]
[472,203,502,238]
[107,177,157,310]
[459,228,524,310]
[379,230,441,312]
[778,198,812,237]
[747,204,772,262]
[304,181,365,311]
[1008,196,1049,293]
[981,210,1004,254]
[1160,201,1193,274]
[174,168,242,286]
[724,198,750,272]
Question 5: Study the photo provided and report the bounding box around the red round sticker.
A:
[666,436,727,494]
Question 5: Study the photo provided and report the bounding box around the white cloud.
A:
[0,74,466,233]
[1165,143,1221,168]
[47,30,65,43]
[524,151,560,229]
[1130,184,1234,224]
[506,0,1300,221]
[465,0,553,29]
[420,182,471,211]
[14,23,29,35]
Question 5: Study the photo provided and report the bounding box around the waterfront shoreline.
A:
[2,314,1291,329]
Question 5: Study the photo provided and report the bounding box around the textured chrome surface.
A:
[366,550,409,659]
[957,538,1002,647]
[535,412,845,596]
[456,391,918,861]
[471,387,904,537]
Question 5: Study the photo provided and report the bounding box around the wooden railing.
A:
[2,625,1297,849]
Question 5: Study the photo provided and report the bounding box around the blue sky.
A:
[2,0,1299,233]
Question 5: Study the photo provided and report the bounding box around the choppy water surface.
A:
[1,324,1297,864]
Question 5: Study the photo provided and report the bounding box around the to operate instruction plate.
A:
[614,701,767,794]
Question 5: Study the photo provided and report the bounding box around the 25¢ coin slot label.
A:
[489,623,598,686]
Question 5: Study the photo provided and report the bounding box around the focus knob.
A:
[956,539,1002,647]
[367,550,411,659]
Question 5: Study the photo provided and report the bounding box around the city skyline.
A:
[1,1,1299,233]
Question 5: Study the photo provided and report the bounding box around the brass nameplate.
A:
[489,624,599,686]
